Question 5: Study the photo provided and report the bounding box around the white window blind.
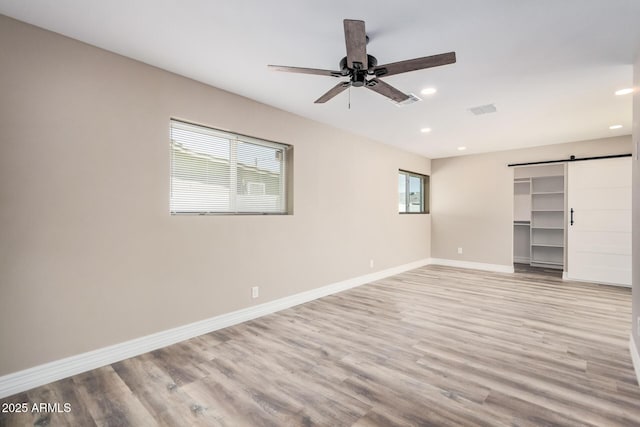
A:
[170,120,288,214]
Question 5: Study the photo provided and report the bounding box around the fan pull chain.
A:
[348,85,351,110]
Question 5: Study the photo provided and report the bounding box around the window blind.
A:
[170,120,288,214]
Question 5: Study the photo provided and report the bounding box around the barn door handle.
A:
[570,208,574,226]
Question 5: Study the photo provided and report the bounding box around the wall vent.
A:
[468,103,497,115]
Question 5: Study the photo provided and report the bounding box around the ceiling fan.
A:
[268,19,456,104]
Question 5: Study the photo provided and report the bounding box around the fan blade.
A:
[315,81,351,103]
[343,19,368,70]
[373,52,456,77]
[268,65,343,77]
[365,78,410,103]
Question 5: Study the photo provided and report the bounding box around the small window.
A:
[398,170,429,214]
[170,120,290,214]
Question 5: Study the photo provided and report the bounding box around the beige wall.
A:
[632,53,640,355]
[0,16,431,376]
[431,136,632,267]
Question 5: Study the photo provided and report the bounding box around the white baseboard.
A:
[428,258,514,274]
[563,272,631,288]
[631,335,640,387]
[0,258,430,399]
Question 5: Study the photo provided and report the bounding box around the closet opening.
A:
[513,164,566,278]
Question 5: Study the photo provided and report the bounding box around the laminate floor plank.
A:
[72,366,156,427]
[1,265,638,426]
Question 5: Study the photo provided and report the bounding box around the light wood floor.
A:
[513,263,563,278]
[1,265,639,426]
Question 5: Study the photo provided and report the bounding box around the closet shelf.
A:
[531,260,563,267]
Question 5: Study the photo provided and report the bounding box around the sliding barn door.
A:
[567,157,632,286]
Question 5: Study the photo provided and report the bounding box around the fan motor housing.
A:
[340,55,378,87]
[339,55,378,73]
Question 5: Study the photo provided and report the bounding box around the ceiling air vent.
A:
[394,93,422,107]
[468,103,497,115]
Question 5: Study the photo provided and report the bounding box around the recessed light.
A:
[420,128,432,133]
[421,87,437,95]
[615,88,634,96]
[609,124,623,130]
[457,146,467,151]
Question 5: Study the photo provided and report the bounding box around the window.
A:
[170,120,290,214]
[398,170,429,214]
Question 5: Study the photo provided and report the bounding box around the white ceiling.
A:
[1,0,639,158]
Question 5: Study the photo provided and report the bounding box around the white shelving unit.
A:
[513,165,565,270]
[530,175,564,269]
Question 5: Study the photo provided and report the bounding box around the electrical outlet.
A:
[370,259,374,269]
[457,247,463,254]
[251,286,259,299]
